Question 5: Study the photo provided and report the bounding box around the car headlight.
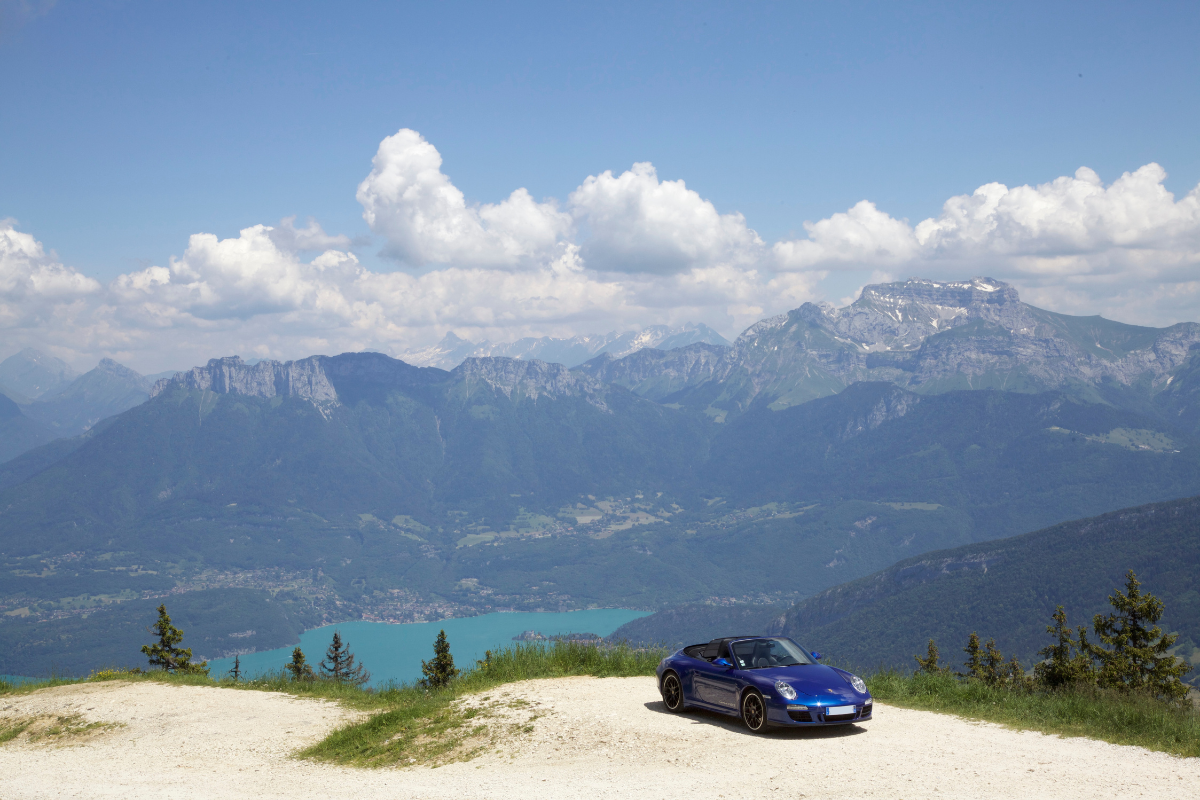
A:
[775,680,798,700]
[849,675,867,694]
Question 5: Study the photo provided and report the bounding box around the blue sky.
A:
[3,1,1200,370]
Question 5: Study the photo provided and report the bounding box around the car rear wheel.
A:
[741,690,767,733]
[662,672,683,712]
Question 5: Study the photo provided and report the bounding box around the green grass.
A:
[0,718,32,744]
[867,669,1200,758]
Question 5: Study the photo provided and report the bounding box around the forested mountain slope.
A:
[764,495,1200,681]
[5,345,1200,675]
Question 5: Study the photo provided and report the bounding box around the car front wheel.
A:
[662,672,684,712]
[741,690,767,733]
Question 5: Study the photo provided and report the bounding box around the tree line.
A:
[915,571,1192,704]
[140,603,461,689]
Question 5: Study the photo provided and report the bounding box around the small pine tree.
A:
[319,631,370,686]
[959,632,986,681]
[1005,654,1030,689]
[285,646,315,681]
[1086,570,1191,702]
[141,604,209,675]
[1035,605,1094,689]
[914,639,949,675]
[228,655,242,681]
[420,629,460,689]
[982,637,1005,687]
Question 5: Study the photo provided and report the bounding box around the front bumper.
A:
[767,699,873,726]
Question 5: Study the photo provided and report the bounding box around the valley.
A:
[4,278,1200,678]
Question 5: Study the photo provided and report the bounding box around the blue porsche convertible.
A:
[656,635,873,732]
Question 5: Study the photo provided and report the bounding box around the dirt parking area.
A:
[2,676,1196,799]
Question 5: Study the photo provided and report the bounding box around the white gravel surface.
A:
[2,677,1197,799]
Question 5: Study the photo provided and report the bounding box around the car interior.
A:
[683,636,760,662]
[682,636,814,668]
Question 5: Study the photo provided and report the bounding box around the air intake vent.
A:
[787,708,812,722]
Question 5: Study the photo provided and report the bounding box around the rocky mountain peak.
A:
[858,277,1018,311]
[453,357,609,409]
[93,358,153,392]
[0,347,78,399]
[784,276,1036,353]
[152,354,338,405]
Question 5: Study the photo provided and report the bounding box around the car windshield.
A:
[730,638,815,669]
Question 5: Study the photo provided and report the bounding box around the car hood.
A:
[751,665,865,700]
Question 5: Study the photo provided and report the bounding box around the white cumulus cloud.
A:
[356,129,571,269]
[6,129,1200,373]
[568,162,765,274]
[774,163,1200,322]
[773,200,919,270]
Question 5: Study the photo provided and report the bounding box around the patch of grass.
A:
[0,713,122,745]
[0,674,85,697]
[0,718,33,744]
[866,669,1200,758]
[297,639,666,768]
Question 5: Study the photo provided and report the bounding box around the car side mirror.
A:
[811,652,822,660]
[713,657,732,668]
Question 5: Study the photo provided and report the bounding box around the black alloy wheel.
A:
[742,691,767,733]
[662,673,683,712]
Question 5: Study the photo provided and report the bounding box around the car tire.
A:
[741,690,767,733]
[661,672,684,713]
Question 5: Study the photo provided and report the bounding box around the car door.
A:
[691,645,740,710]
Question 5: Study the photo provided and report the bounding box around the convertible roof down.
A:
[698,635,766,660]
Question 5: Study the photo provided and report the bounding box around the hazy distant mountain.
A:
[0,348,78,400]
[577,278,1200,416]
[22,358,154,438]
[0,393,55,464]
[145,369,184,384]
[401,323,731,370]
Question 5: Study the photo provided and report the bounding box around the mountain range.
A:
[3,276,1200,676]
[577,277,1199,419]
[0,349,180,461]
[399,323,731,370]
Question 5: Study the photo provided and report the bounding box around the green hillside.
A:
[709,382,1200,543]
[5,353,1200,675]
[770,495,1200,681]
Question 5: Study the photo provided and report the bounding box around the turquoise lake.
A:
[207,608,649,687]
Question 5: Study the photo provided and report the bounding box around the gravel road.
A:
[2,677,1196,799]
